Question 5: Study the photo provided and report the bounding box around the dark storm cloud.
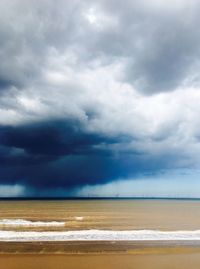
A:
[0,120,117,160]
[0,120,129,190]
[0,147,170,192]
[0,122,128,189]
[0,119,176,192]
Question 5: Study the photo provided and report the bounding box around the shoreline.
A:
[1,241,200,254]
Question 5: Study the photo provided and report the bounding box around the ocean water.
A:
[1,199,200,241]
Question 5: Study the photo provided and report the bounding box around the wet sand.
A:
[1,241,200,269]
[1,251,200,269]
[1,241,200,254]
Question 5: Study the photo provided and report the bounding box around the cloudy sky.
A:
[1,0,200,197]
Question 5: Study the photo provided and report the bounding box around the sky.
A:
[1,0,200,197]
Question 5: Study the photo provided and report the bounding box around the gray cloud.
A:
[93,0,200,94]
[1,0,200,94]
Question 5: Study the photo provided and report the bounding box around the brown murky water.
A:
[1,199,200,231]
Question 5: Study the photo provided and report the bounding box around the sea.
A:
[1,198,200,239]
[1,198,200,269]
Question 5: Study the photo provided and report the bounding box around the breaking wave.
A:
[1,229,200,241]
[0,219,65,227]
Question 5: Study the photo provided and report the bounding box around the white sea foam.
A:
[1,229,200,241]
[0,219,65,227]
[75,217,83,221]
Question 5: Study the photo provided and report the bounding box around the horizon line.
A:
[1,196,200,200]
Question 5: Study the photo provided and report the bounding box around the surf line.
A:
[1,229,200,241]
